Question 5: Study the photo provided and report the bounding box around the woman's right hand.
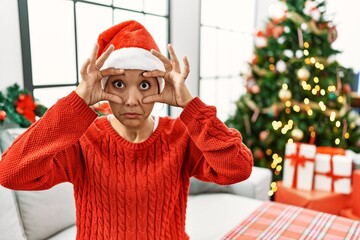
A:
[75,43,123,106]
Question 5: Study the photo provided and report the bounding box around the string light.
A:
[303,49,309,56]
[319,101,326,111]
[314,62,324,70]
[272,121,283,130]
[330,111,336,121]
[335,138,340,145]
[268,190,274,197]
[281,127,289,134]
[338,96,344,103]
[335,121,341,127]
[293,105,301,112]
[271,162,277,169]
[328,85,336,92]
[301,81,307,90]
[266,149,272,155]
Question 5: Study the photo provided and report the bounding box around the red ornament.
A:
[246,139,253,147]
[250,54,258,65]
[0,110,6,121]
[255,29,266,37]
[266,22,284,39]
[254,148,265,159]
[342,83,352,93]
[328,26,338,43]
[260,130,270,141]
[251,85,260,94]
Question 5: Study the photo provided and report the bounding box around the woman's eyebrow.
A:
[109,73,125,80]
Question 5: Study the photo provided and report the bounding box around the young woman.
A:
[0,20,253,239]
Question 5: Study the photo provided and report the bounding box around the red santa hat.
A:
[97,20,165,91]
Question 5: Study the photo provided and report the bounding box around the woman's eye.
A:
[139,81,150,90]
[113,81,124,89]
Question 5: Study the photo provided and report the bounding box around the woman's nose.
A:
[124,88,141,107]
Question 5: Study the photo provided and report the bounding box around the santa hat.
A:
[97,20,165,91]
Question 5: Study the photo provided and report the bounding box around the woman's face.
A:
[105,69,159,129]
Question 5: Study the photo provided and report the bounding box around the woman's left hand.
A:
[142,44,194,108]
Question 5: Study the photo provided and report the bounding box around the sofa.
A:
[0,127,272,240]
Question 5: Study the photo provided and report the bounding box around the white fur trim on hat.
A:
[100,47,165,91]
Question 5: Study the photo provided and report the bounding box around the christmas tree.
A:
[226,0,360,195]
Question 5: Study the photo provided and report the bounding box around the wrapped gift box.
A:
[339,208,360,220]
[282,142,316,191]
[340,170,360,219]
[314,147,352,194]
[346,150,360,170]
[275,181,350,215]
[352,170,360,216]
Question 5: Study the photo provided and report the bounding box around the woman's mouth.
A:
[122,113,141,118]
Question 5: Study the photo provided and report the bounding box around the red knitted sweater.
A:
[0,91,253,240]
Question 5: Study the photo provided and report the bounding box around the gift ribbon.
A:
[286,143,315,189]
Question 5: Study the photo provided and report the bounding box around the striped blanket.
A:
[222,201,360,240]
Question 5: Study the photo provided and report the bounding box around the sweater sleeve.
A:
[0,91,98,190]
[180,97,253,185]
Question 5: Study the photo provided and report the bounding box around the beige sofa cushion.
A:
[16,182,76,240]
[0,185,26,240]
[0,128,27,152]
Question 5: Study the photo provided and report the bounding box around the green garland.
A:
[0,84,47,128]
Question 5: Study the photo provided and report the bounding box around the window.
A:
[199,0,256,121]
[18,0,169,115]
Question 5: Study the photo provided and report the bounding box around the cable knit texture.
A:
[0,91,253,240]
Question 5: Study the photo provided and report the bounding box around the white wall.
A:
[0,0,23,92]
[170,0,200,116]
[327,0,360,72]
[1,0,359,94]
[254,0,274,28]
